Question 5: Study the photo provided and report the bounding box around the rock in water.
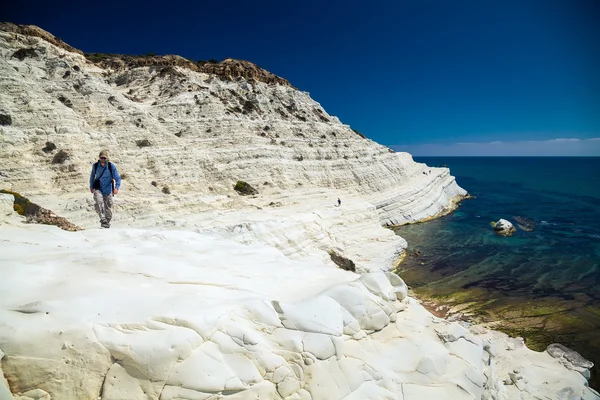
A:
[513,215,535,231]
[491,218,516,236]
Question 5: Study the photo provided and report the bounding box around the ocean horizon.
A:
[394,156,600,389]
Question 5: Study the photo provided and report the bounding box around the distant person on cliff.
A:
[89,150,121,228]
[337,198,341,206]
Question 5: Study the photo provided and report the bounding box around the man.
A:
[89,150,121,228]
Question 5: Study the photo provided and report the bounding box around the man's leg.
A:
[93,190,107,225]
[103,193,114,227]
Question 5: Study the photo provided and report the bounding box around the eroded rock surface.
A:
[1,217,598,400]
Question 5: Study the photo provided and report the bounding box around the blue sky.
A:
[4,0,599,155]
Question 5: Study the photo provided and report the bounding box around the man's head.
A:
[99,150,109,164]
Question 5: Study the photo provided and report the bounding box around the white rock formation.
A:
[0,23,465,231]
[1,203,597,400]
[0,24,598,400]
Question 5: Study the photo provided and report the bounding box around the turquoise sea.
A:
[393,157,600,389]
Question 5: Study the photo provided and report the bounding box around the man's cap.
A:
[99,150,109,158]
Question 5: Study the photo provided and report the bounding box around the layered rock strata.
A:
[0,24,465,233]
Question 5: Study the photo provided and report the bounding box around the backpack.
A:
[93,161,115,192]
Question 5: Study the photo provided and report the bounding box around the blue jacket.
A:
[90,161,121,196]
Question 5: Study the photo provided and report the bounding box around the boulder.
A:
[491,219,516,236]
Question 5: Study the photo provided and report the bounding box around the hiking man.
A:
[89,150,121,228]
[337,198,341,206]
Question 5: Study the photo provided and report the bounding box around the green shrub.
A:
[51,149,70,164]
[0,189,41,216]
[352,129,367,139]
[136,139,152,147]
[0,114,11,126]
[234,181,258,196]
[328,251,356,272]
[242,101,257,114]
[12,48,37,61]
[42,141,56,153]
[58,95,73,108]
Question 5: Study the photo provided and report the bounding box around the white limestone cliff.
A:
[0,23,465,231]
[0,24,598,400]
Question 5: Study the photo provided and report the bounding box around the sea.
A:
[392,156,600,389]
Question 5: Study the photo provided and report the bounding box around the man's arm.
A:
[89,163,96,193]
[111,163,121,194]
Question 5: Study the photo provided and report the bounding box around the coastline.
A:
[394,260,600,392]
[390,193,473,320]
[390,194,477,322]
[386,193,475,229]
[390,196,600,391]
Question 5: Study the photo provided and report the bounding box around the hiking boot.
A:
[100,219,109,228]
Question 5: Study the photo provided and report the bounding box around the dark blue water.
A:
[405,157,600,295]
[393,157,600,388]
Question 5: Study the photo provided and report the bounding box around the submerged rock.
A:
[514,215,535,231]
[491,218,516,236]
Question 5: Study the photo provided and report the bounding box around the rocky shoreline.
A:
[393,231,600,392]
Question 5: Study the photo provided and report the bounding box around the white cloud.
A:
[392,138,600,156]
[551,138,581,142]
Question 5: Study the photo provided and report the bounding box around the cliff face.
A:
[0,24,466,230]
